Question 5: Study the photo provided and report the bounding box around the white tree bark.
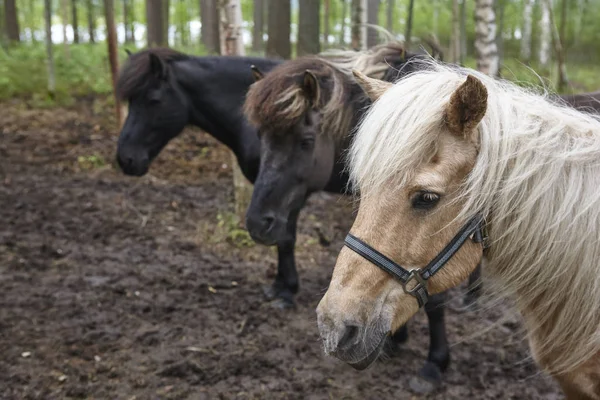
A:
[474,0,499,76]
[520,0,535,62]
[219,0,245,56]
[539,0,551,68]
[360,0,367,50]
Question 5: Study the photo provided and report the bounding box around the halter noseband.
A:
[344,215,488,307]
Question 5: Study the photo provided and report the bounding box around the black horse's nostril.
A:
[337,325,360,350]
[262,215,275,232]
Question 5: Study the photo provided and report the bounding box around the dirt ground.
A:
[0,98,562,399]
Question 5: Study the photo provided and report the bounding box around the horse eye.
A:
[412,191,441,210]
[148,97,161,105]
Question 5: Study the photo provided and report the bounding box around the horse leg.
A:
[263,210,300,309]
[464,262,483,307]
[409,292,449,393]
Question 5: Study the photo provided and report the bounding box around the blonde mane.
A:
[243,43,408,143]
[350,61,600,374]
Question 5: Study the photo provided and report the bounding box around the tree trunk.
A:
[404,0,414,48]
[298,0,320,56]
[201,0,220,53]
[366,0,378,48]
[323,0,329,46]
[452,0,460,63]
[539,0,551,69]
[520,0,534,63]
[266,0,290,59]
[86,0,95,43]
[339,0,347,45]
[72,0,80,43]
[496,0,505,75]
[130,0,135,41]
[252,0,264,52]
[218,0,252,224]
[351,0,366,50]
[386,0,394,32]
[104,0,121,124]
[146,0,165,47]
[162,0,169,46]
[551,0,568,90]
[4,0,20,42]
[44,0,56,96]
[61,0,71,56]
[123,0,131,43]
[474,0,499,76]
[460,0,467,63]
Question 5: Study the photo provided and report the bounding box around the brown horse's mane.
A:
[243,43,409,143]
[116,48,190,100]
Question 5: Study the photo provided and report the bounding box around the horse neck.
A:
[323,79,372,193]
[171,56,279,160]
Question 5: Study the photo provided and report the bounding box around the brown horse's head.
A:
[317,71,487,368]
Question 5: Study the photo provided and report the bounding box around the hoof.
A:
[409,362,443,394]
[262,284,278,300]
[268,297,296,309]
[262,284,295,309]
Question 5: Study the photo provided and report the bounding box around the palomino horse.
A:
[317,63,600,398]
[243,44,484,388]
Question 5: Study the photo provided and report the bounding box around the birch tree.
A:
[520,0,535,62]
[539,0,551,69]
[474,0,499,76]
[218,0,253,222]
[351,0,366,50]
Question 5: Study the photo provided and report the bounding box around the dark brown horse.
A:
[244,45,469,389]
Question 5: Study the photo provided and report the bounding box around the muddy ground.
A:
[0,98,561,399]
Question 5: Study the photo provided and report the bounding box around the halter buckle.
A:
[402,269,428,306]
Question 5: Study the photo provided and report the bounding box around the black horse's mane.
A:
[117,48,191,100]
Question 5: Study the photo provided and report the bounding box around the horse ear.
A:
[125,49,132,57]
[149,53,168,80]
[352,69,393,101]
[303,70,321,107]
[250,65,264,81]
[445,75,488,141]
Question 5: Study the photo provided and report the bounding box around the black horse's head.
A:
[243,59,358,245]
[116,49,190,176]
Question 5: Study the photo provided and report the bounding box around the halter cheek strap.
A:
[344,215,488,307]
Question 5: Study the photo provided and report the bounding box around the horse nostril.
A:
[337,325,360,350]
[262,215,276,232]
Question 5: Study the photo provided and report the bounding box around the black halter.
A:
[344,215,488,307]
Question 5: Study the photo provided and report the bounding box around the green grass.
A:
[0,43,115,104]
[0,43,208,106]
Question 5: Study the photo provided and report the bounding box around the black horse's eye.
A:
[300,137,315,150]
[148,97,161,105]
[412,191,441,210]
